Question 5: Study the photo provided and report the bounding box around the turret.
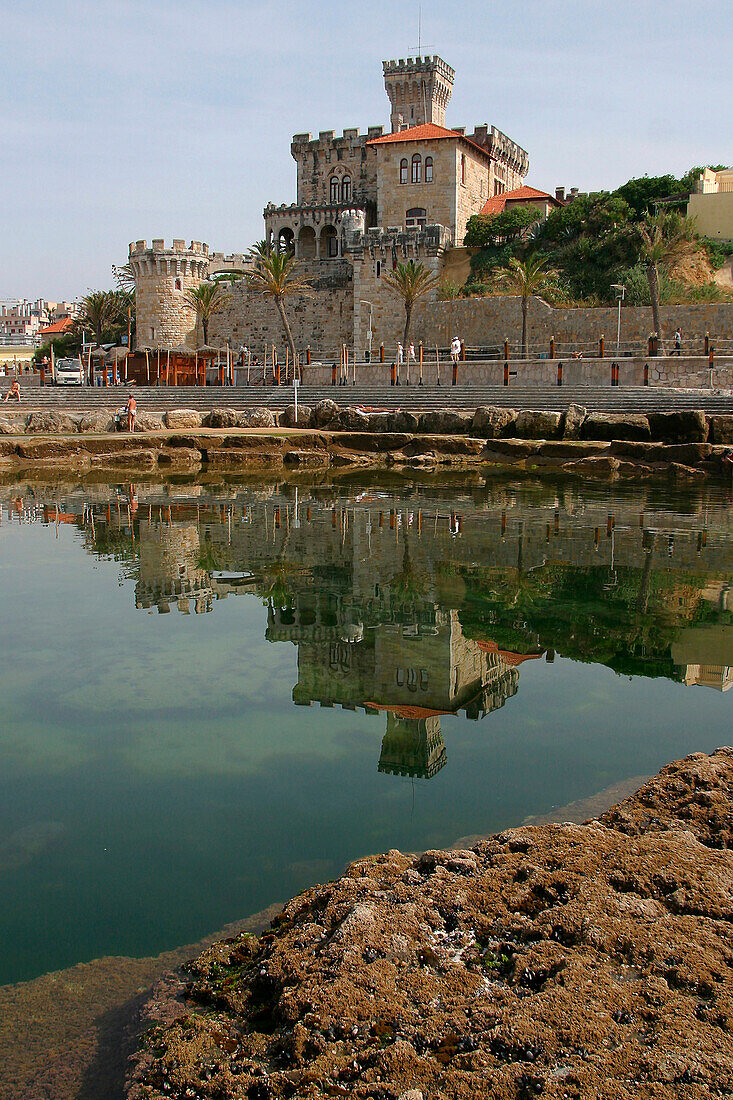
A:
[128,239,209,349]
[383,55,454,132]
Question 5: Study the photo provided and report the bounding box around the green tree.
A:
[245,245,312,363]
[637,212,698,348]
[494,255,562,358]
[184,281,226,346]
[381,260,439,351]
[463,206,540,248]
[615,175,683,218]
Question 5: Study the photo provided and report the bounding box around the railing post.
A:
[709,345,715,369]
[549,336,555,360]
[379,343,385,363]
[503,338,509,361]
[648,334,654,357]
[419,341,423,386]
[452,358,458,386]
[461,340,466,361]
[599,333,605,358]
[390,361,396,386]
[644,362,649,386]
[704,332,710,356]
[331,361,337,386]
[557,361,563,386]
[306,345,311,365]
[503,360,509,387]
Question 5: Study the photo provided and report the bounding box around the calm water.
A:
[0,473,731,986]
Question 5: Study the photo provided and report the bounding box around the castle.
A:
[129,55,529,357]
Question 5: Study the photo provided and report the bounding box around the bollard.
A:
[599,334,605,358]
[419,341,423,385]
[549,336,555,359]
[40,364,45,386]
[390,361,396,386]
[306,346,311,364]
[643,362,649,386]
[503,360,509,387]
[461,340,466,361]
[379,343,385,363]
[704,332,710,356]
[557,361,563,387]
[452,360,457,386]
[503,338,509,361]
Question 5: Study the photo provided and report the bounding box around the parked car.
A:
[53,357,84,385]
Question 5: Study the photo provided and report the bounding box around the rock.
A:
[564,454,621,477]
[537,441,609,461]
[338,406,371,431]
[128,750,733,1100]
[280,404,312,428]
[514,409,562,439]
[134,413,165,432]
[157,447,202,469]
[164,409,202,430]
[204,408,239,429]
[237,407,276,428]
[284,449,330,467]
[311,399,340,428]
[669,461,707,481]
[0,438,18,456]
[608,440,663,461]
[483,438,542,458]
[0,413,26,435]
[206,448,284,469]
[657,443,712,464]
[562,403,587,440]
[25,411,80,434]
[648,410,708,443]
[418,410,473,434]
[78,411,115,433]
[582,412,651,442]
[387,410,419,433]
[366,412,391,432]
[471,405,516,439]
[96,448,157,468]
[709,415,733,445]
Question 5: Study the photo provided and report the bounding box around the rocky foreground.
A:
[127,751,733,1100]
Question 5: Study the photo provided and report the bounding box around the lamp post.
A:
[611,283,625,356]
[360,300,373,362]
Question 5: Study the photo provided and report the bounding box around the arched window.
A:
[425,157,433,183]
[341,176,351,202]
[399,158,408,184]
[406,207,427,230]
[329,176,339,203]
[411,154,422,184]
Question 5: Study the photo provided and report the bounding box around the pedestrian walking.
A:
[672,328,682,355]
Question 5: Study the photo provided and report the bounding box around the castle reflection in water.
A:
[9,478,733,779]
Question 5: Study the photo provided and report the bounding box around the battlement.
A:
[208,252,251,270]
[291,126,383,154]
[345,222,452,259]
[383,55,455,82]
[129,239,210,258]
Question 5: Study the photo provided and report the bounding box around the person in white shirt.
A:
[450,336,461,364]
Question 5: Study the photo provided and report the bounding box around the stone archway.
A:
[277,228,295,254]
[320,224,338,259]
[298,226,317,260]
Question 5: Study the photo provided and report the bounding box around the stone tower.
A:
[128,238,209,349]
[383,55,455,132]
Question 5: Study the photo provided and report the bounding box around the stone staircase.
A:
[7,383,733,415]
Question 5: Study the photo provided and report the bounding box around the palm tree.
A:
[494,255,562,359]
[637,212,698,351]
[184,282,226,346]
[76,290,116,345]
[244,244,312,363]
[381,260,438,351]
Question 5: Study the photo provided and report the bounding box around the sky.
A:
[2,0,731,301]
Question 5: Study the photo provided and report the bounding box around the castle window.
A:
[411,154,422,184]
[461,154,466,185]
[399,158,408,184]
[341,176,351,202]
[174,278,182,291]
[329,176,339,203]
[376,261,381,277]
[406,207,427,230]
[425,156,433,183]
[328,235,339,257]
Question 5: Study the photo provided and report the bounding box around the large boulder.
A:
[78,411,115,433]
[387,410,419,433]
[279,404,312,428]
[514,409,562,440]
[418,410,473,435]
[164,409,202,430]
[582,412,651,442]
[472,405,516,439]
[562,403,587,440]
[0,413,27,435]
[134,412,165,433]
[648,410,708,444]
[710,415,733,445]
[366,412,391,432]
[26,411,80,434]
[204,408,238,429]
[157,447,202,469]
[338,406,371,431]
[237,407,276,428]
[311,399,340,428]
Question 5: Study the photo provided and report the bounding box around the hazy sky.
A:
[3,0,731,300]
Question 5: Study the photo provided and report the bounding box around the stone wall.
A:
[292,129,380,216]
[421,296,733,355]
[208,259,353,358]
[455,145,489,243]
[130,239,208,350]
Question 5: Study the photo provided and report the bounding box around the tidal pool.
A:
[0,474,731,986]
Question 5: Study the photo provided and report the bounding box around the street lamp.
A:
[360,300,373,362]
[611,283,625,356]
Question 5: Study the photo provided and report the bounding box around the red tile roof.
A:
[367,122,491,160]
[480,185,558,217]
[38,317,74,336]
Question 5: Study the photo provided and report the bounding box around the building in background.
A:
[687,167,733,241]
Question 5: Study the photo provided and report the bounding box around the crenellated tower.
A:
[128,239,209,349]
[383,55,454,132]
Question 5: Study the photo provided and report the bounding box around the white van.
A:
[54,358,84,385]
